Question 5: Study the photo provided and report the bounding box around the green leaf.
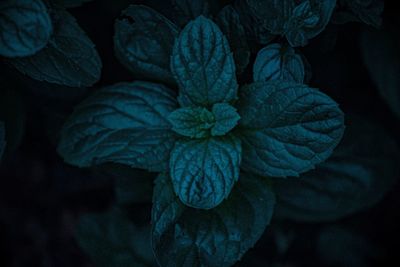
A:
[51,0,94,8]
[0,122,5,162]
[171,0,212,27]
[8,9,102,87]
[360,26,400,118]
[211,103,240,136]
[114,5,179,85]
[171,16,238,107]
[168,107,215,138]
[151,172,275,267]
[0,0,52,57]
[237,81,345,177]
[216,5,250,74]
[274,116,400,222]
[57,81,178,171]
[76,208,156,267]
[253,43,305,83]
[169,135,241,209]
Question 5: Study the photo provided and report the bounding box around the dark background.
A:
[1,0,399,266]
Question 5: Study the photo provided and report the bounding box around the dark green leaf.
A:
[274,116,400,222]
[9,9,102,87]
[0,122,5,161]
[253,43,305,83]
[114,5,179,85]
[211,103,240,136]
[76,208,156,267]
[171,16,238,107]
[237,81,345,177]
[151,172,275,267]
[169,135,241,209]
[216,5,250,74]
[0,0,52,57]
[57,81,178,171]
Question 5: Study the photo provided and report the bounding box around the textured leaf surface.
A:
[76,208,155,267]
[114,5,179,85]
[58,81,178,171]
[253,43,305,83]
[151,172,275,267]
[360,26,400,118]
[171,0,211,27]
[9,9,102,87]
[169,135,241,209]
[168,107,215,138]
[211,103,240,136]
[237,81,345,177]
[171,16,238,107]
[0,122,5,161]
[274,116,400,222]
[216,5,250,74]
[0,0,52,57]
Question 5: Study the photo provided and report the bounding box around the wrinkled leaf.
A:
[9,9,102,87]
[0,0,52,57]
[253,43,305,83]
[216,5,250,74]
[114,5,179,85]
[237,81,345,177]
[169,135,241,209]
[171,16,238,107]
[76,208,156,267]
[274,116,400,222]
[211,103,240,136]
[152,172,275,267]
[58,81,178,171]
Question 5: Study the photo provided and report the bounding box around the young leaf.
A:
[168,106,215,138]
[9,9,102,87]
[216,5,250,74]
[211,103,240,136]
[50,0,94,8]
[237,81,345,177]
[76,208,156,267]
[360,26,400,118]
[253,43,305,83]
[0,122,5,161]
[0,0,52,57]
[171,0,212,27]
[171,16,238,107]
[57,81,178,171]
[169,135,241,209]
[114,5,179,85]
[274,116,400,222]
[151,172,275,267]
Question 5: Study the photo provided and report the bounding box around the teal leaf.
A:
[114,5,179,85]
[171,16,238,107]
[0,0,52,57]
[169,135,241,209]
[171,0,212,27]
[0,122,5,161]
[76,208,156,267]
[237,81,345,177]
[57,81,178,171]
[211,103,240,136]
[168,106,215,138]
[360,26,400,118]
[50,0,94,8]
[253,43,305,83]
[8,9,102,87]
[274,116,400,222]
[216,5,250,74]
[151,172,275,267]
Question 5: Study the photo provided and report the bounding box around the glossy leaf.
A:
[253,43,305,83]
[58,81,178,171]
[151,172,275,267]
[171,16,238,107]
[169,135,241,209]
[9,9,102,87]
[274,116,400,222]
[237,81,345,177]
[0,0,52,57]
[114,5,179,85]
